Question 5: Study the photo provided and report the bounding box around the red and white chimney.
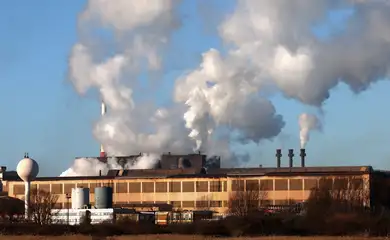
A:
[100,101,107,158]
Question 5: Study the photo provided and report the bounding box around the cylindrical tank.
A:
[95,187,113,209]
[71,188,90,209]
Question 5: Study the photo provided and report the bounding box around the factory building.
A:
[1,149,390,214]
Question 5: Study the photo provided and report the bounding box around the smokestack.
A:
[288,149,294,168]
[100,101,107,158]
[275,149,282,168]
[300,148,306,167]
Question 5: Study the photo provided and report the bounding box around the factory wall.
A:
[4,173,370,213]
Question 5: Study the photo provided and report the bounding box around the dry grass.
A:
[0,236,384,240]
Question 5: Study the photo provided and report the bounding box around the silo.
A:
[71,188,90,209]
[94,187,113,209]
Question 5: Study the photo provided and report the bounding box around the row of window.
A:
[233,178,363,191]
[13,181,227,194]
[54,199,304,209]
[12,177,364,195]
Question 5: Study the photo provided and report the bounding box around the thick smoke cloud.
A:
[64,0,390,176]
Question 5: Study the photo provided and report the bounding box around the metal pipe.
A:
[288,149,294,168]
[100,101,107,157]
[300,149,306,167]
[276,149,282,168]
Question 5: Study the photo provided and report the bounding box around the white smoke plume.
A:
[64,0,390,176]
[175,0,390,153]
[299,113,322,149]
[60,154,160,177]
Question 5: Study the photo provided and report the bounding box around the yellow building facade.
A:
[3,166,371,213]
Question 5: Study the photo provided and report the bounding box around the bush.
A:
[2,210,390,237]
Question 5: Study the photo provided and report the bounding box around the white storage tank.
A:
[71,188,90,209]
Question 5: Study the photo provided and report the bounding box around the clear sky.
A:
[1,0,390,176]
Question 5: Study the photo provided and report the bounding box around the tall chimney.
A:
[100,101,107,158]
[275,149,282,168]
[288,149,294,168]
[300,149,306,167]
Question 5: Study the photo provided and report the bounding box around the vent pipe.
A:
[300,149,306,167]
[100,101,107,158]
[275,149,282,168]
[288,149,294,168]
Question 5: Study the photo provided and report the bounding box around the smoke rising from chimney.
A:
[299,113,322,148]
[60,154,159,177]
[65,0,390,175]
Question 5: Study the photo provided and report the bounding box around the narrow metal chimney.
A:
[276,149,282,168]
[300,148,306,167]
[288,149,294,168]
[100,101,107,158]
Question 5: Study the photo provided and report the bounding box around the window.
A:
[210,201,222,207]
[304,179,317,190]
[169,182,181,192]
[334,178,348,190]
[39,184,50,192]
[210,181,222,192]
[260,180,273,191]
[223,181,227,192]
[182,201,195,208]
[51,184,62,194]
[275,179,288,191]
[170,201,181,207]
[246,180,259,191]
[129,183,141,193]
[289,179,303,190]
[116,183,127,193]
[196,181,208,192]
[13,185,24,195]
[223,201,228,207]
[142,182,154,193]
[232,180,244,191]
[196,201,208,208]
[155,182,167,192]
[182,181,194,192]
[63,184,75,194]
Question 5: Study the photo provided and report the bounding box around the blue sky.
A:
[0,0,389,176]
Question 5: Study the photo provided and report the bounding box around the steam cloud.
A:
[299,113,322,149]
[63,0,390,176]
[60,154,160,177]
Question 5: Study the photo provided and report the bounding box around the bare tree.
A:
[306,176,369,218]
[331,176,369,212]
[228,179,268,217]
[29,189,59,225]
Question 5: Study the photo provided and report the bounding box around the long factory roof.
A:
[2,165,374,182]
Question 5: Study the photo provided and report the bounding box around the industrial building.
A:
[1,149,390,214]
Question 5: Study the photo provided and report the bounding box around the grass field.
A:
[0,236,383,240]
